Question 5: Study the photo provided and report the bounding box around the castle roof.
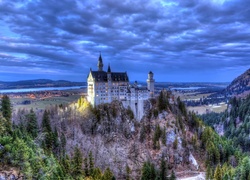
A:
[90,71,129,82]
[90,71,108,82]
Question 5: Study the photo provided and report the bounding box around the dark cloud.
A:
[0,0,250,82]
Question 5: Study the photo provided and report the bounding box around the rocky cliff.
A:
[42,94,206,179]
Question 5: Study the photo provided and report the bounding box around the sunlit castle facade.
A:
[87,54,155,119]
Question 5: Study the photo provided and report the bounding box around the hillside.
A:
[1,92,250,179]
[0,79,85,89]
[11,94,206,179]
[223,68,250,96]
[200,95,250,152]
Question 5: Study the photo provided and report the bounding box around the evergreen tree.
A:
[41,110,53,152]
[239,157,250,180]
[102,167,115,180]
[25,109,38,138]
[89,151,94,176]
[72,146,84,178]
[84,157,89,177]
[170,170,176,180]
[0,113,8,135]
[141,161,156,180]
[158,91,166,112]
[42,110,52,133]
[139,124,146,143]
[125,165,131,180]
[214,165,222,180]
[177,96,187,117]
[0,95,12,133]
[161,126,166,146]
[206,165,212,180]
[153,124,162,150]
[92,168,103,179]
[158,91,169,112]
[53,127,60,156]
[61,154,71,174]
[61,133,66,156]
[1,95,11,120]
[160,155,167,180]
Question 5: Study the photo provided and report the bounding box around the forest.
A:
[1,92,250,179]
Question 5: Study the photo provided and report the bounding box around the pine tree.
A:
[139,124,146,143]
[41,110,53,152]
[102,167,115,180]
[53,127,60,156]
[206,165,212,180]
[72,146,84,178]
[92,168,103,179]
[153,124,161,150]
[0,113,8,135]
[0,95,12,133]
[177,96,187,117]
[240,157,250,180]
[42,110,52,133]
[61,133,66,156]
[89,151,94,176]
[158,91,168,112]
[160,155,167,180]
[214,165,222,180]
[84,157,89,177]
[141,161,156,180]
[170,170,176,180]
[61,154,71,174]
[1,95,11,120]
[161,127,166,146]
[25,109,38,138]
[125,165,131,180]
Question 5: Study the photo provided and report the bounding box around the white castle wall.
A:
[122,100,145,120]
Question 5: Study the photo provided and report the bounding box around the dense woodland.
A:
[1,92,250,179]
[201,95,250,152]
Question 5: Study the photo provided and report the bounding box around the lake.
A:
[0,86,86,93]
[170,87,204,90]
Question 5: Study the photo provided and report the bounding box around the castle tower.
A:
[107,64,111,82]
[97,54,103,71]
[107,64,112,102]
[147,71,155,97]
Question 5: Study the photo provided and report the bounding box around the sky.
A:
[0,0,250,82]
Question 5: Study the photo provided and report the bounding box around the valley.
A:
[1,70,250,179]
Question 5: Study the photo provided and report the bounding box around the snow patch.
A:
[130,123,135,132]
[166,131,176,145]
[159,111,168,119]
[189,153,199,170]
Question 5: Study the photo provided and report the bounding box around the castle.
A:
[87,54,155,119]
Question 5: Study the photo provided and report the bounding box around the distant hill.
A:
[223,68,250,96]
[0,79,86,89]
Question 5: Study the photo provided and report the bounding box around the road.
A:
[177,172,205,180]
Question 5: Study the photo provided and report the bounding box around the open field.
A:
[188,103,227,114]
[11,94,82,113]
[172,88,227,114]
[5,88,86,112]
[174,92,213,101]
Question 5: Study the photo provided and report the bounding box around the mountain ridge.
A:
[0,79,86,89]
[223,68,250,96]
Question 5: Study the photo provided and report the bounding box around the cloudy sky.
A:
[0,0,250,82]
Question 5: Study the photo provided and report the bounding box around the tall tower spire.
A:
[147,71,155,97]
[97,53,103,71]
[107,63,111,73]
